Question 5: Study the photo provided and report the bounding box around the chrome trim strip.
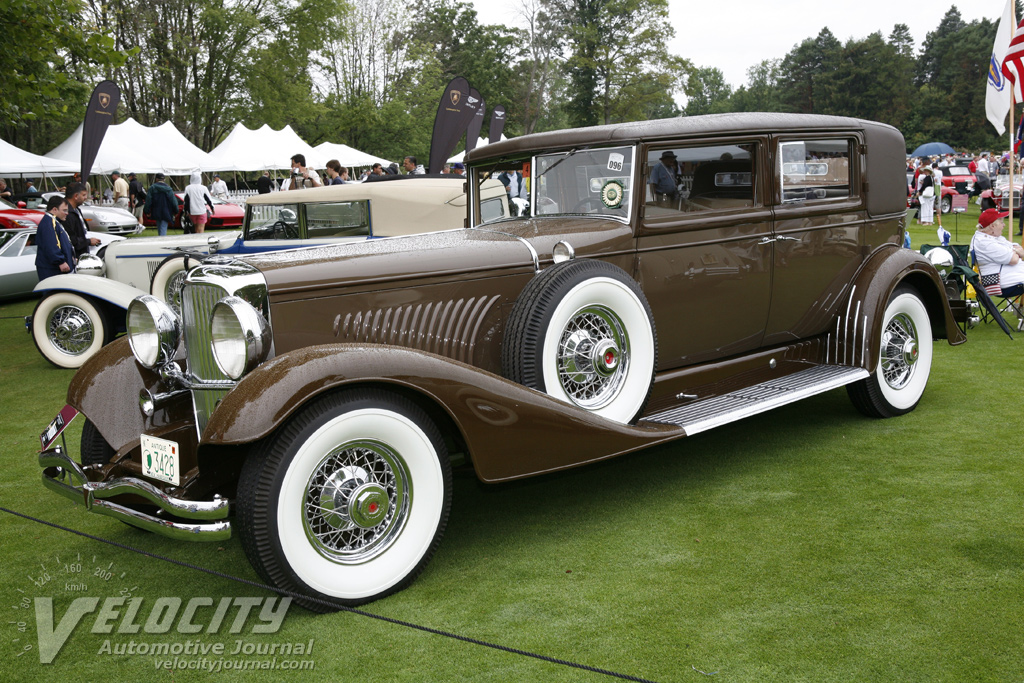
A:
[39,447,231,541]
[472,228,540,273]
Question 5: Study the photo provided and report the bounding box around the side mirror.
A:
[17,201,26,209]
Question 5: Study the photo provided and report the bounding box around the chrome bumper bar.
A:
[39,446,231,542]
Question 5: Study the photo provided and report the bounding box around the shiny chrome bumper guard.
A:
[39,446,231,541]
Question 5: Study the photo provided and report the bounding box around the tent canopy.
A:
[201,123,322,172]
[313,141,392,169]
[0,138,79,175]
[46,117,210,175]
[447,135,507,163]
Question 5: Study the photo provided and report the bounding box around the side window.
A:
[645,143,756,216]
[305,201,370,238]
[779,139,852,203]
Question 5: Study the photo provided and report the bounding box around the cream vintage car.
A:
[29,177,508,368]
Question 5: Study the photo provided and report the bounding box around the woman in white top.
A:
[184,171,215,233]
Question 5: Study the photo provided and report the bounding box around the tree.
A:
[0,0,128,152]
[684,66,733,116]
[730,59,783,113]
[516,0,564,134]
[778,28,842,114]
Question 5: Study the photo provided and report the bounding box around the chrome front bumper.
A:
[40,446,231,541]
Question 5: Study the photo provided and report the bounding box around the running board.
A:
[645,365,870,436]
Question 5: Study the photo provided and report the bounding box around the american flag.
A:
[1016,113,1024,157]
[1002,19,1024,102]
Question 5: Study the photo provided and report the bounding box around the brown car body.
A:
[39,113,964,608]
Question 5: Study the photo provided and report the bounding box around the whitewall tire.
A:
[31,292,110,369]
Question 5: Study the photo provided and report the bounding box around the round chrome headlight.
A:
[76,253,105,277]
[127,295,181,368]
[926,247,954,278]
[211,296,271,380]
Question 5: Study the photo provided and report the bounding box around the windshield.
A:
[245,203,300,240]
[533,146,634,220]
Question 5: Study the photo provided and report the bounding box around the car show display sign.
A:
[428,77,480,174]
[464,89,486,155]
[488,105,507,145]
[81,80,121,179]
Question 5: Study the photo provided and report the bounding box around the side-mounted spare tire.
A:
[502,259,657,424]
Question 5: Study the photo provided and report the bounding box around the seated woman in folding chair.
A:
[971,208,1024,328]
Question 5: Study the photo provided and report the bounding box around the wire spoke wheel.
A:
[556,305,630,410]
[879,312,919,390]
[303,440,410,564]
[47,303,95,355]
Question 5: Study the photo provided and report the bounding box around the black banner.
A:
[427,77,481,173]
[464,89,485,155]
[488,105,507,145]
[81,80,121,179]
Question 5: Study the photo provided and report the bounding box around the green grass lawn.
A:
[2,263,1022,681]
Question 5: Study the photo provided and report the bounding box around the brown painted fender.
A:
[202,344,682,482]
[830,245,966,373]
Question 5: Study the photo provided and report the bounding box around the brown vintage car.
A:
[38,114,965,610]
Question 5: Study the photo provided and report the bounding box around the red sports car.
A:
[0,198,43,230]
[143,193,244,230]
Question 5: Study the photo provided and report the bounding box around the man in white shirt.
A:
[285,154,322,190]
[210,174,229,201]
[971,208,1024,290]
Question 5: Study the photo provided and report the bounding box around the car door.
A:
[764,134,867,345]
[635,137,774,369]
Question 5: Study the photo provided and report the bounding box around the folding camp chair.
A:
[969,239,1024,332]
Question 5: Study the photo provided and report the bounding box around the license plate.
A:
[41,406,79,450]
[141,434,180,486]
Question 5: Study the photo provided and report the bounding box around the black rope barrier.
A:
[0,505,663,683]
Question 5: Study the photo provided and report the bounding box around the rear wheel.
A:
[847,285,933,418]
[31,292,110,369]
[237,389,451,610]
[940,195,952,213]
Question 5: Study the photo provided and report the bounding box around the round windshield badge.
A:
[601,181,624,209]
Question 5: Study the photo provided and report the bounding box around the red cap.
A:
[978,208,1009,228]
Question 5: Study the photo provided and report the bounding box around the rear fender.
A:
[203,344,681,482]
[831,245,966,373]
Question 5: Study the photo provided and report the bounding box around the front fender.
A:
[203,344,681,482]
[34,274,144,311]
[831,245,966,373]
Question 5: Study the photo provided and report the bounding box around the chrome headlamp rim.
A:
[127,295,181,369]
[210,295,271,380]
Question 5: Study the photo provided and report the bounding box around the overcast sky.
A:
[468,1,1002,91]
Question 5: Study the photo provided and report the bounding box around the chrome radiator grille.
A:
[182,282,231,437]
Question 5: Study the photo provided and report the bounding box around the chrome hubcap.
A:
[303,441,410,564]
[47,305,94,355]
[880,312,918,390]
[556,305,630,409]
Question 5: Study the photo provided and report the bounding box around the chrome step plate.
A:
[646,365,870,436]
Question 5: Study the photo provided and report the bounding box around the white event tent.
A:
[447,135,507,163]
[46,117,210,175]
[312,142,392,169]
[0,138,79,175]
[201,123,323,172]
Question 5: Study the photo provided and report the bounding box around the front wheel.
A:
[940,195,952,213]
[150,254,198,313]
[31,292,111,369]
[237,389,451,610]
[847,285,933,418]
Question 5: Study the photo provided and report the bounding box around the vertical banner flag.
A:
[488,105,507,145]
[427,77,481,174]
[81,80,121,179]
[465,90,486,155]
[988,0,1015,135]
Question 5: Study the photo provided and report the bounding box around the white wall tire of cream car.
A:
[847,284,933,418]
[237,389,451,611]
[150,254,198,313]
[502,259,657,424]
[31,292,110,369]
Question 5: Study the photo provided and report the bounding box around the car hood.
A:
[104,231,241,257]
[0,208,43,224]
[85,204,136,221]
[243,228,537,301]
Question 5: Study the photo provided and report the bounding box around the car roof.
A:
[468,113,888,162]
